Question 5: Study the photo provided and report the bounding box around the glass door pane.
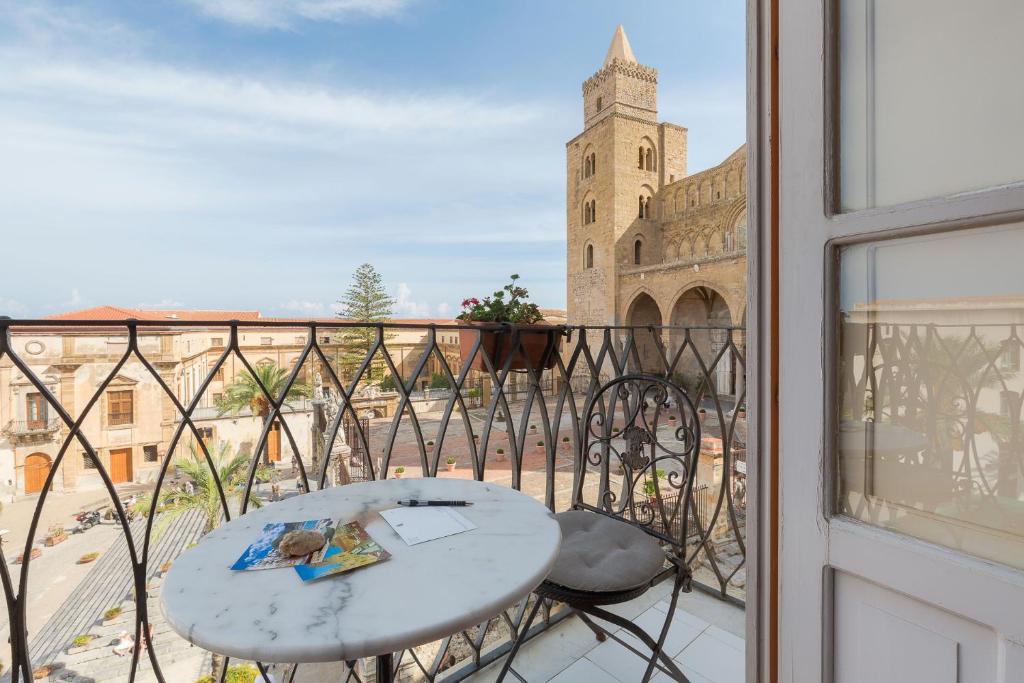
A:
[839,0,1024,210]
[837,222,1024,569]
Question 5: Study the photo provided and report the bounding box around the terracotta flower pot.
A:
[459,323,562,372]
[446,462,457,472]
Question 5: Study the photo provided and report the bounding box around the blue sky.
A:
[0,0,745,319]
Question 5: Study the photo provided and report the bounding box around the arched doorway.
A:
[625,292,664,374]
[24,453,52,494]
[671,286,735,397]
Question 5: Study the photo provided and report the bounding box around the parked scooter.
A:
[71,509,102,533]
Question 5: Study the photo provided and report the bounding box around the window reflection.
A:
[838,224,1024,569]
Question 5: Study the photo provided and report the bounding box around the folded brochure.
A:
[230,518,335,571]
[293,521,390,582]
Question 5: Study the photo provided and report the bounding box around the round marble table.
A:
[160,478,561,681]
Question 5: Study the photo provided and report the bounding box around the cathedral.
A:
[565,26,747,386]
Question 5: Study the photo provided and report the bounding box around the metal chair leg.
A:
[640,577,685,682]
[581,600,690,682]
[574,608,608,641]
[496,597,543,683]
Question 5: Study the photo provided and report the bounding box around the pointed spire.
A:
[603,25,637,67]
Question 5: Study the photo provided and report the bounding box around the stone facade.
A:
[566,27,747,368]
[0,308,461,495]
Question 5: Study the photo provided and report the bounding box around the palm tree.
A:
[216,362,310,464]
[147,441,261,538]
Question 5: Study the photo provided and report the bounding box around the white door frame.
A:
[777,0,1024,681]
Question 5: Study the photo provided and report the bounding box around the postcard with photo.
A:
[230,518,335,571]
[294,521,390,582]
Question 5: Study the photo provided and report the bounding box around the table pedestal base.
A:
[375,653,394,683]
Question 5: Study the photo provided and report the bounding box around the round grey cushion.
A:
[545,510,666,593]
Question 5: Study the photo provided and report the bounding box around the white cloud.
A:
[0,297,27,316]
[183,0,416,28]
[64,289,83,307]
[393,283,431,318]
[136,298,185,309]
[3,59,543,134]
[436,302,451,317]
[282,299,330,315]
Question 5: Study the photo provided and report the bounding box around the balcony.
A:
[2,418,61,442]
[0,318,747,682]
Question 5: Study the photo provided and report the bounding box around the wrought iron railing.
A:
[0,319,746,683]
[2,419,61,437]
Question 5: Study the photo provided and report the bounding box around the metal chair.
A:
[497,374,702,682]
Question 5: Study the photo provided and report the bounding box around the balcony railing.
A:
[2,419,61,437]
[0,318,747,683]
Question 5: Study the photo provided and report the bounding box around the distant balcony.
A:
[3,418,60,440]
[0,318,747,682]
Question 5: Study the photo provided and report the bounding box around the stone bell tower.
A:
[566,26,687,326]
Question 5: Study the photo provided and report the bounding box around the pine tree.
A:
[337,263,395,380]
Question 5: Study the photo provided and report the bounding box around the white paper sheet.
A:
[379,506,477,546]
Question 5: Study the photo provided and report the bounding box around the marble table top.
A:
[160,478,561,663]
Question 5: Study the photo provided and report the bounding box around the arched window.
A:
[583,197,596,225]
[638,146,644,169]
[585,244,594,269]
[634,239,642,265]
[645,148,654,172]
[584,157,591,179]
[590,153,596,175]
[725,230,734,252]
[638,195,645,218]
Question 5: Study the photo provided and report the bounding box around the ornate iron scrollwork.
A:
[619,423,653,470]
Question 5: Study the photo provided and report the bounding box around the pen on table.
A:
[396,500,473,507]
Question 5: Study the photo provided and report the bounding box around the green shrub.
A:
[103,607,122,620]
[394,466,405,474]
[496,448,505,454]
[446,456,456,464]
[536,441,544,447]
[429,373,449,389]
[379,375,397,392]
[225,665,260,683]
[562,436,570,443]
[643,469,668,497]
[72,635,92,648]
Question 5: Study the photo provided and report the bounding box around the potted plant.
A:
[536,440,545,453]
[102,607,124,625]
[668,414,677,422]
[78,552,100,564]
[495,447,506,462]
[530,424,537,433]
[698,407,707,423]
[446,456,457,472]
[16,548,42,564]
[736,403,746,419]
[33,664,59,680]
[456,275,563,371]
[561,436,571,451]
[393,466,405,479]
[44,525,67,547]
[643,469,668,498]
[68,634,94,654]
[426,440,434,452]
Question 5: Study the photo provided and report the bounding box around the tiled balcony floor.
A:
[463,581,745,683]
